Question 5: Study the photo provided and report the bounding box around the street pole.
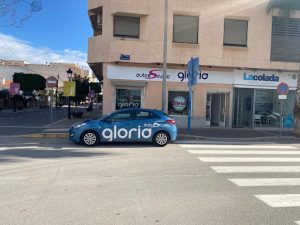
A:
[279,99,283,137]
[56,74,59,108]
[188,84,192,134]
[50,89,53,124]
[66,69,73,119]
[161,0,168,113]
[68,77,71,119]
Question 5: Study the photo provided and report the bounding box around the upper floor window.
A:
[271,16,300,62]
[89,6,103,36]
[173,15,199,44]
[114,16,140,38]
[223,19,248,47]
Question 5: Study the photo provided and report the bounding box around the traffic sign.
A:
[278,95,287,100]
[9,83,20,95]
[277,82,289,95]
[64,81,76,97]
[88,90,95,99]
[188,57,199,86]
[46,76,58,88]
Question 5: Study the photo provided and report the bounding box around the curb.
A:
[177,134,300,142]
[24,133,69,138]
[22,133,300,142]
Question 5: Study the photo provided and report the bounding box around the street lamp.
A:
[66,68,73,119]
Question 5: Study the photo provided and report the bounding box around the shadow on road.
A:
[0,158,19,163]
[36,141,158,149]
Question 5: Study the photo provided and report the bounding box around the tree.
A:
[13,73,46,91]
[89,82,102,93]
[70,75,89,106]
[267,0,300,135]
[267,0,300,17]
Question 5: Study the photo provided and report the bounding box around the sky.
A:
[0,0,92,69]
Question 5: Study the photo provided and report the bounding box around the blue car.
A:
[69,108,177,147]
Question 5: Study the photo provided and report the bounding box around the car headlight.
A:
[74,123,87,128]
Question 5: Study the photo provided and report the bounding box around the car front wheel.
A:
[153,131,169,147]
[80,131,99,146]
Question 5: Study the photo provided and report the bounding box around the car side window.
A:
[110,111,133,122]
[135,111,159,120]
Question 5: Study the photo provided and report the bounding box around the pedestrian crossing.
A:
[181,143,300,224]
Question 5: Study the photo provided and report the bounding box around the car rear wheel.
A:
[153,131,169,147]
[80,131,99,146]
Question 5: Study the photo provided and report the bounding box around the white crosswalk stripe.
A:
[295,221,300,224]
[181,144,297,149]
[254,194,300,208]
[198,157,300,162]
[211,166,300,173]
[229,178,300,187]
[189,150,300,155]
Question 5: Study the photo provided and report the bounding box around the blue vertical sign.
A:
[187,57,199,133]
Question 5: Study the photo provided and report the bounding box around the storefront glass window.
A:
[254,89,296,127]
[168,91,189,115]
[233,88,254,128]
[116,89,141,110]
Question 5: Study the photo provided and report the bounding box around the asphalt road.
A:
[0,108,69,135]
[0,138,300,225]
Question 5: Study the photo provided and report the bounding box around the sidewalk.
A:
[44,108,102,128]
[23,111,300,142]
[177,127,300,142]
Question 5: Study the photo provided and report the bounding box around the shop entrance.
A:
[233,88,254,128]
[206,93,227,127]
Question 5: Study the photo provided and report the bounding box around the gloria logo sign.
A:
[243,72,279,82]
[136,69,209,82]
[117,101,140,109]
[102,126,152,141]
[177,71,208,82]
[172,96,187,111]
[108,65,234,84]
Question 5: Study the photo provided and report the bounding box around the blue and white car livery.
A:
[69,108,177,147]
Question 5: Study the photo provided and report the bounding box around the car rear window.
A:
[135,110,160,119]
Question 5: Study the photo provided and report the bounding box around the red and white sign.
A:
[46,76,58,88]
[172,96,187,111]
[9,83,20,95]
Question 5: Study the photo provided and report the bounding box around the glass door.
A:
[205,94,212,126]
[233,88,254,128]
[219,94,226,127]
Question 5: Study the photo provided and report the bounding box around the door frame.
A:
[206,91,231,128]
